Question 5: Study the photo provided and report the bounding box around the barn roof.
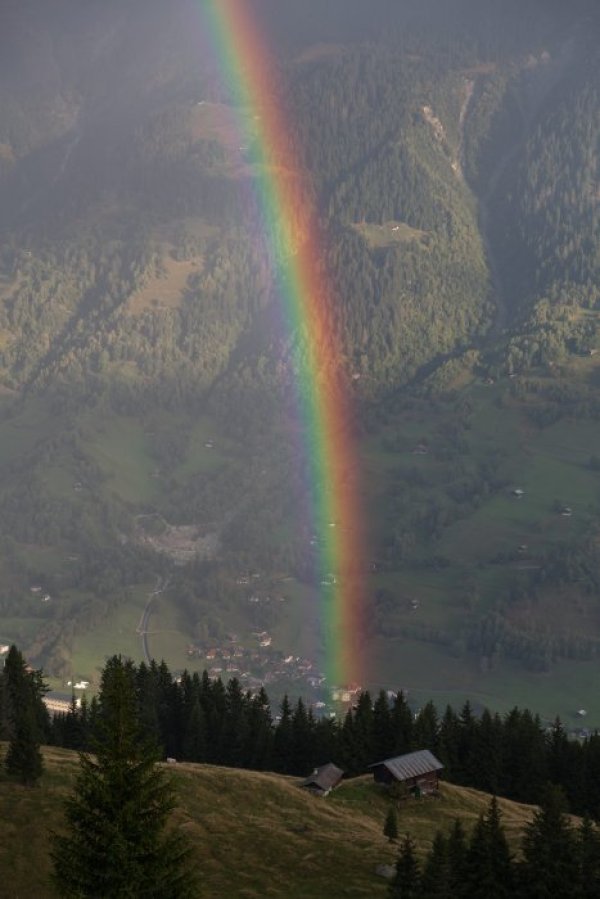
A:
[301,762,344,791]
[368,749,443,781]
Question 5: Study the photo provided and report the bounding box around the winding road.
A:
[136,576,169,664]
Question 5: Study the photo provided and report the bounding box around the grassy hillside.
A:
[0,745,537,899]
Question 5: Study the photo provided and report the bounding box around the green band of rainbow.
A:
[201,0,366,687]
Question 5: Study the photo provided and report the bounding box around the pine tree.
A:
[413,701,438,752]
[485,796,514,895]
[578,816,600,899]
[446,818,468,895]
[391,691,413,755]
[384,805,399,843]
[51,656,195,898]
[273,694,294,773]
[373,689,394,760]
[390,834,420,898]
[519,785,578,899]
[419,831,451,898]
[182,697,207,762]
[1,645,46,786]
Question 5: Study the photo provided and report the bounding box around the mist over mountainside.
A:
[1,0,600,724]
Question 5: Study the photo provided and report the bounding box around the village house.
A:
[369,749,444,796]
[300,763,344,797]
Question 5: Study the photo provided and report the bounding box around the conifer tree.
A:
[182,697,207,762]
[578,816,600,899]
[390,834,420,898]
[291,697,314,774]
[419,832,451,898]
[51,656,195,898]
[384,805,399,843]
[373,689,394,760]
[273,694,294,773]
[1,645,46,786]
[519,785,578,899]
[462,797,513,898]
[446,818,468,895]
[391,691,413,755]
[413,701,438,752]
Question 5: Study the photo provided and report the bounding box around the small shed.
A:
[369,749,443,795]
[300,763,344,796]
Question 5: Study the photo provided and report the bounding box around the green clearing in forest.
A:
[68,585,151,685]
[353,220,430,249]
[83,416,158,505]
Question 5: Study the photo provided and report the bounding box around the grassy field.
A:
[68,585,152,686]
[84,416,159,505]
[367,637,600,725]
[0,746,538,899]
[352,220,429,250]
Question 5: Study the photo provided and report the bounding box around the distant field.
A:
[0,746,538,899]
[126,254,199,315]
[68,585,151,687]
[0,397,59,468]
[352,220,429,250]
[145,592,191,669]
[367,637,600,727]
[83,415,158,505]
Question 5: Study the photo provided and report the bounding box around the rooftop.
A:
[368,749,444,781]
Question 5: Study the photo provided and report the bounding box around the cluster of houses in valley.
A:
[301,749,444,799]
[185,634,370,718]
[186,636,329,699]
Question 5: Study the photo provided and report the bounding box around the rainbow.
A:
[201,0,367,687]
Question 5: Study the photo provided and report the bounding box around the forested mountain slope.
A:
[1,0,600,724]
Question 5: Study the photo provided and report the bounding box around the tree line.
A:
[44,656,600,821]
[389,790,600,899]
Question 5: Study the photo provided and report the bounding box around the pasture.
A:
[0,746,538,899]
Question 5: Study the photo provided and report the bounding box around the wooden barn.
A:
[368,749,443,796]
[300,763,344,797]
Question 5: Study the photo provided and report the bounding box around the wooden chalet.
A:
[368,749,443,795]
[300,763,344,796]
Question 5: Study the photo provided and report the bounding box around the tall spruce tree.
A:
[519,785,578,899]
[419,832,451,898]
[578,816,600,899]
[463,797,514,898]
[51,656,195,898]
[1,645,47,786]
[390,834,420,898]
[446,819,468,895]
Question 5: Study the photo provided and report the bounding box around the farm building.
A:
[300,763,344,796]
[368,749,443,795]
